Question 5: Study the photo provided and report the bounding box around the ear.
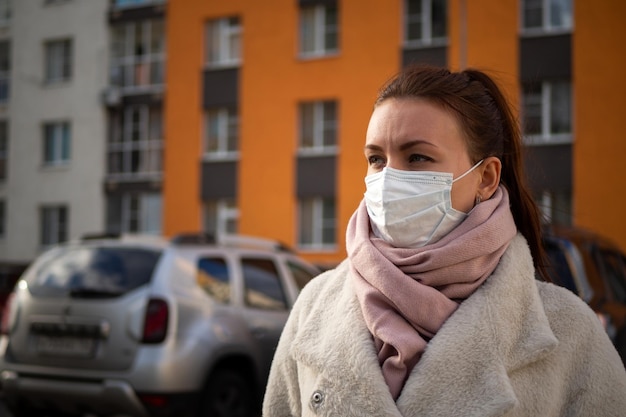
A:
[477,156,501,201]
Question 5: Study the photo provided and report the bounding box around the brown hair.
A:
[376,65,548,280]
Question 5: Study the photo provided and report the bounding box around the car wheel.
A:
[199,368,254,417]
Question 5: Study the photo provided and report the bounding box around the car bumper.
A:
[0,370,149,416]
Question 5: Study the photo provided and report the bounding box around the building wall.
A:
[448,0,519,103]
[240,0,401,264]
[165,0,626,264]
[0,2,11,261]
[573,0,626,250]
[1,0,108,262]
[163,0,206,236]
[165,0,402,264]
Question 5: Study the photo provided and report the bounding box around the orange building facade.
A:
[573,0,626,244]
[164,0,626,266]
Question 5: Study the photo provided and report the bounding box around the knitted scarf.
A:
[347,186,517,399]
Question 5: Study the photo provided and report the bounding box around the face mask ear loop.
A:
[452,159,484,183]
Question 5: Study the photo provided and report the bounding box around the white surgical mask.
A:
[364,160,483,248]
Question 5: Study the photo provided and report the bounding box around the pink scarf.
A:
[347,186,517,399]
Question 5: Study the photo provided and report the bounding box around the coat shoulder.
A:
[535,279,613,353]
[295,260,350,309]
[536,279,600,331]
[535,279,626,403]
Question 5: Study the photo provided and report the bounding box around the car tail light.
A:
[0,293,16,335]
[142,298,168,344]
[138,393,168,408]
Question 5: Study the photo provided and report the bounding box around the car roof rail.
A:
[217,234,293,253]
[169,232,293,252]
[78,233,167,247]
[80,232,121,241]
[170,232,217,245]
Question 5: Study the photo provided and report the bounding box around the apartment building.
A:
[165,0,401,267]
[104,0,166,235]
[0,0,109,274]
[164,0,626,266]
[0,0,623,273]
[0,0,166,282]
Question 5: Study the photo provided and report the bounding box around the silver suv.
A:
[0,233,321,417]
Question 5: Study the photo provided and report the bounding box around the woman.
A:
[263,66,626,416]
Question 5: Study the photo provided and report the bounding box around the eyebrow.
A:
[364,139,437,152]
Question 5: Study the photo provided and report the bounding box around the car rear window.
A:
[28,246,162,297]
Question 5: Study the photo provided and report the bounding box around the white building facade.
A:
[0,0,109,267]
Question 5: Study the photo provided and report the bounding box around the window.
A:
[41,205,68,246]
[595,249,626,304]
[31,247,161,294]
[404,0,447,46]
[44,39,72,84]
[0,200,5,238]
[203,199,238,237]
[544,239,578,294]
[197,257,230,303]
[0,0,10,26]
[0,121,7,180]
[299,4,338,57]
[204,108,239,158]
[205,17,241,68]
[0,41,9,102]
[108,106,163,179]
[522,0,573,33]
[43,121,71,166]
[522,80,572,144]
[113,0,165,8]
[298,197,336,249]
[299,101,337,153]
[106,193,162,234]
[538,189,571,226]
[242,258,287,310]
[287,260,317,291]
[110,19,165,91]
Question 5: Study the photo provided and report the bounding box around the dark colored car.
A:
[542,225,626,362]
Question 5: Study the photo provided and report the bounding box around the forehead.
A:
[366,98,464,145]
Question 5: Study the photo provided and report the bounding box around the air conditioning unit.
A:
[101,87,121,107]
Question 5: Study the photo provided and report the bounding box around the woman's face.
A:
[364,98,481,213]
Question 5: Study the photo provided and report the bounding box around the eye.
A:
[367,154,386,168]
[408,153,432,163]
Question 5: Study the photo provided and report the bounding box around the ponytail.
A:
[464,70,549,280]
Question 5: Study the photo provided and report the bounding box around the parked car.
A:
[542,225,626,363]
[0,233,321,417]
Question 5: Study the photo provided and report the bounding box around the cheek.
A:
[450,185,476,213]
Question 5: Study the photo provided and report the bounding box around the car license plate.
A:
[36,335,96,357]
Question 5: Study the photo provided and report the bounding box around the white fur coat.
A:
[263,234,626,416]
